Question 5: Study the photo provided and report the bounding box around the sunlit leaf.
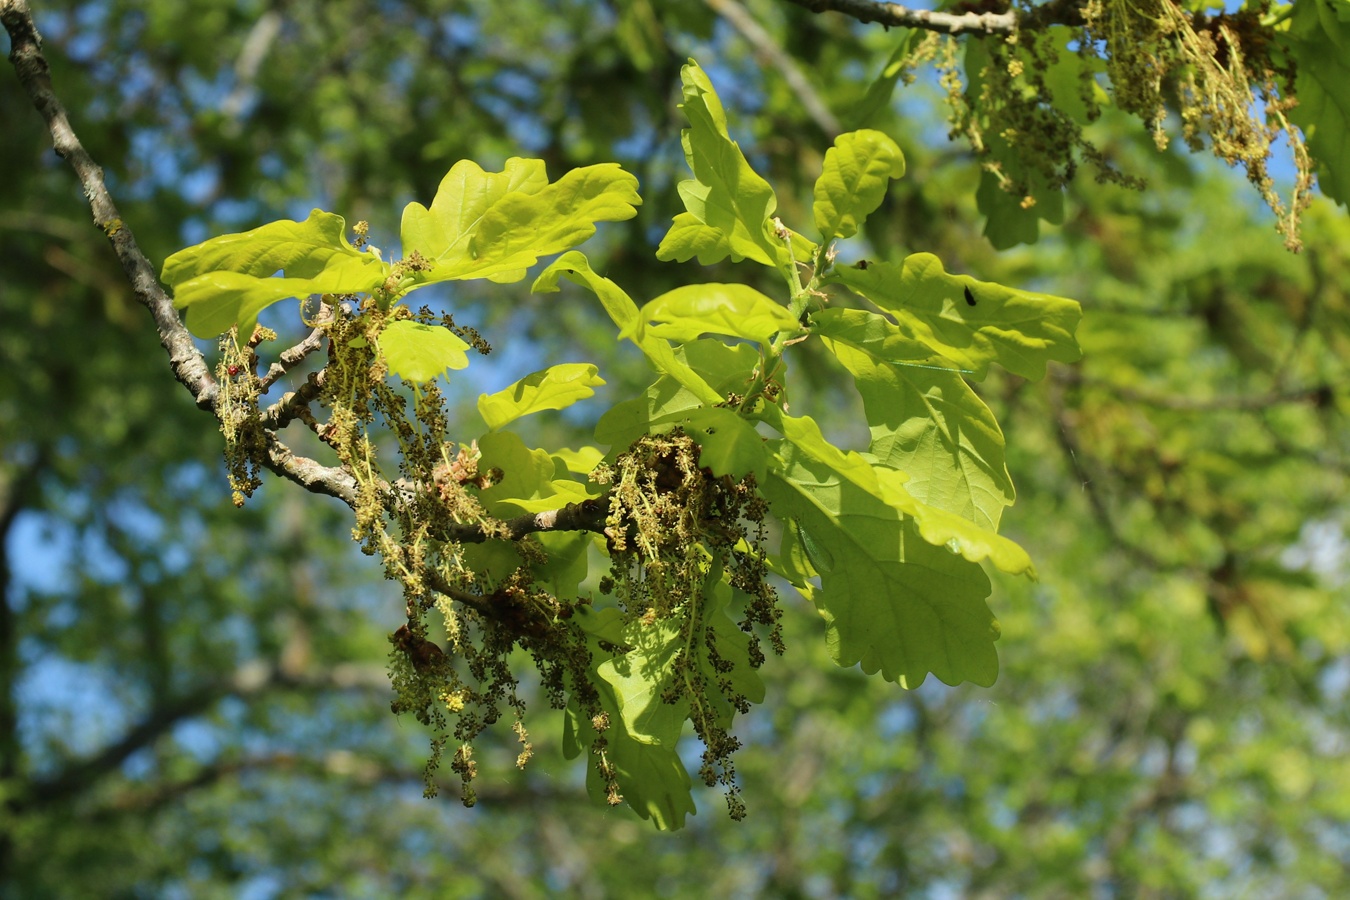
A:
[534,252,722,404]
[627,283,800,344]
[655,211,736,265]
[832,253,1082,380]
[813,307,1014,529]
[377,320,470,382]
[813,129,905,243]
[593,340,759,452]
[162,209,388,339]
[478,363,605,431]
[667,61,792,273]
[552,446,605,476]
[759,407,1032,576]
[760,439,1001,688]
[400,159,641,287]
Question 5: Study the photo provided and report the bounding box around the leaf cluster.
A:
[159,59,1081,829]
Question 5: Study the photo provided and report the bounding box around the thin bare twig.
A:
[259,324,328,391]
[2,0,216,409]
[780,0,1088,36]
[705,0,841,136]
[15,658,388,811]
[3,1,379,514]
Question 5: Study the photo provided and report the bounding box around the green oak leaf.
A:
[400,158,547,266]
[477,363,605,431]
[566,608,697,830]
[376,320,470,382]
[161,209,388,340]
[813,129,906,244]
[584,721,695,831]
[699,576,767,727]
[759,434,1001,688]
[595,379,705,449]
[530,530,594,600]
[593,340,759,452]
[655,211,737,265]
[976,165,1066,250]
[1040,27,1109,127]
[551,446,605,476]
[1285,4,1350,205]
[475,430,592,516]
[680,406,770,482]
[962,37,1069,248]
[597,618,688,745]
[666,60,794,274]
[533,252,722,404]
[813,307,1014,530]
[399,158,641,288]
[832,254,1082,381]
[759,407,1032,576]
[626,283,800,344]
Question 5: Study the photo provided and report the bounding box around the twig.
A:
[704,0,841,136]
[14,658,388,811]
[779,0,1087,36]
[259,324,328,391]
[261,368,327,430]
[2,0,216,409]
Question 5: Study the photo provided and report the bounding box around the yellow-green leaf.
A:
[477,363,605,431]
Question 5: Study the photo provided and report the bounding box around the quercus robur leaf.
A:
[597,619,688,745]
[1285,2,1350,205]
[851,29,923,128]
[477,363,605,431]
[567,608,697,830]
[627,283,800,344]
[593,340,759,452]
[551,446,605,476]
[961,38,1068,248]
[655,211,736,265]
[533,252,723,405]
[812,307,1015,530]
[400,159,641,287]
[759,439,1001,689]
[833,253,1082,380]
[659,61,796,273]
[680,406,770,482]
[584,722,696,831]
[813,129,906,243]
[475,431,593,516]
[377,320,470,382]
[161,209,388,339]
[758,408,1032,576]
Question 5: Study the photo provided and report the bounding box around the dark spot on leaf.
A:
[964,285,977,306]
[856,260,870,270]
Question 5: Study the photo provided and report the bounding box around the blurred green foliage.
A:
[3,0,1348,895]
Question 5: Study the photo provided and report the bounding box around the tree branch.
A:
[779,0,1086,37]
[259,324,327,392]
[1,0,387,518]
[92,749,576,819]
[15,660,388,811]
[2,0,216,409]
[705,0,841,136]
